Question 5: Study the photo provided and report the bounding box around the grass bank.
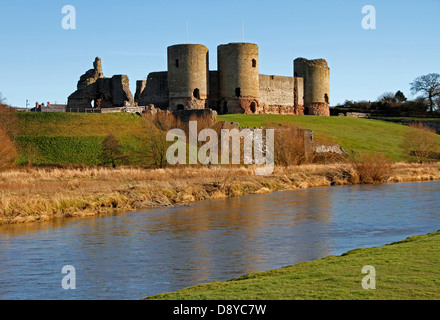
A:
[1,162,439,225]
[218,114,440,161]
[12,113,440,165]
[14,112,145,165]
[145,230,440,300]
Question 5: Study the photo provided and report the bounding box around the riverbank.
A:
[144,230,440,300]
[1,162,440,225]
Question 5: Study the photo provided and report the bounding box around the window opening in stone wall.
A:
[175,59,179,67]
[250,102,256,113]
[252,59,257,68]
[193,88,200,99]
[177,104,184,111]
[222,101,228,114]
[324,93,329,104]
[235,88,241,97]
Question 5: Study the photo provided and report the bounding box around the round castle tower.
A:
[217,43,259,114]
[167,44,209,111]
[294,58,330,116]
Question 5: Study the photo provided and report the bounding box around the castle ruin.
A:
[68,43,330,116]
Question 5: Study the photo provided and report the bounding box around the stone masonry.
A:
[135,43,330,116]
[67,43,330,117]
[67,57,134,110]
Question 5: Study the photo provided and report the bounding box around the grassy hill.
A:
[218,114,440,161]
[11,112,440,165]
[14,112,145,165]
[16,112,145,137]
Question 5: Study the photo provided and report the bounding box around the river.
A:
[1,180,439,300]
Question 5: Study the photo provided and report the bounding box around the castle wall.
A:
[167,44,209,111]
[109,75,134,107]
[96,78,113,108]
[135,80,146,103]
[67,58,134,109]
[258,74,295,114]
[218,43,259,114]
[294,77,304,115]
[137,71,304,115]
[137,72,168,109]
[208,71,220,110]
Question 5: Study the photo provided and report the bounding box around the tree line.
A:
[334,73,440,116]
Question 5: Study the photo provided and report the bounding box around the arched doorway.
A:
[193,88,200,99]
[250,101,257,113]
[221,101,228,115]
[177,104,184,111]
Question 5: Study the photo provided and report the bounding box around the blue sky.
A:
[0,0,439,107]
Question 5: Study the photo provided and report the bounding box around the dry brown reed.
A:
[351,153,393,184]
[1,162,439,225]
[0,104,18,168]
[0,127,17,168]
[274,126,307,166]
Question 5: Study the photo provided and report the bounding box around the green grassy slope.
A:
[13,113,440,165]
[145,230,440,300]
[16,112,144,137]
[218,114,440,161]
[14,112,145,165]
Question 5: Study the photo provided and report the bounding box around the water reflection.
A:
[0,180,439,299]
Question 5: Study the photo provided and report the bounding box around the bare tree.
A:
[144,127,169,168]
[435,95,440,112]
[128,120,170,168]
[274,126,307,166]
[0,97,18,168]
[0,126,17,168]
[410,73,440,114]
[100,134,128,168]
[0,92,6,105]
[403,122,438,163]
[0,103,18,136]
[377,92,396,103]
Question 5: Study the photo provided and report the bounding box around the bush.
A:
[0,104,18,168]
[274,125,307,166]
[100,134,128,168]
[0,126,17,168]
[139,110,224,167]
[0,103,18,136]
[403,122,439,163]
[128,117,171,168]
[351,153,393,184]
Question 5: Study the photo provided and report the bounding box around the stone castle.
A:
[67,42,330,116]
